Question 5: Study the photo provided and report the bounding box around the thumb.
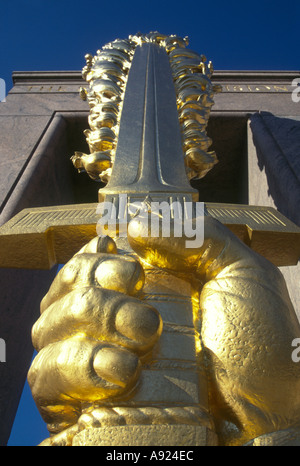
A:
[127,213,207,274]
[127,213,251,280]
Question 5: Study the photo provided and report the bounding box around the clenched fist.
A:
[28,236,162,435]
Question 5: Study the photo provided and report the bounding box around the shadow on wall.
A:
[250,111,300,226]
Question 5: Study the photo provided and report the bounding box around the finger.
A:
[32,287,163,354]
[41,253,145,313]
[28,337,141,430]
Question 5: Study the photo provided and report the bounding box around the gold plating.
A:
[71,32,221,183]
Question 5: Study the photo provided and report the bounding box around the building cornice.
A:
[12,69,300,86]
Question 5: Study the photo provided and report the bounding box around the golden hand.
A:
[128,214,300,445]
[27,236,162,437]
[29,213,300,447]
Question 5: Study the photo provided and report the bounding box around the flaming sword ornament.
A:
[72,32,220,188]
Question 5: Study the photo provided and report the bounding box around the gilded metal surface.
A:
[72,32,220,183]
[169,43,221,180]
[72,424,218,447]
[72,38,135,183]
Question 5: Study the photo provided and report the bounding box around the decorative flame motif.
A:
[71,32,222,183]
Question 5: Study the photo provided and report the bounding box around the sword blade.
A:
[99,42,198,203]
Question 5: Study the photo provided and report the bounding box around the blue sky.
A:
[1,0,300,95]
[2,0,299,447]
